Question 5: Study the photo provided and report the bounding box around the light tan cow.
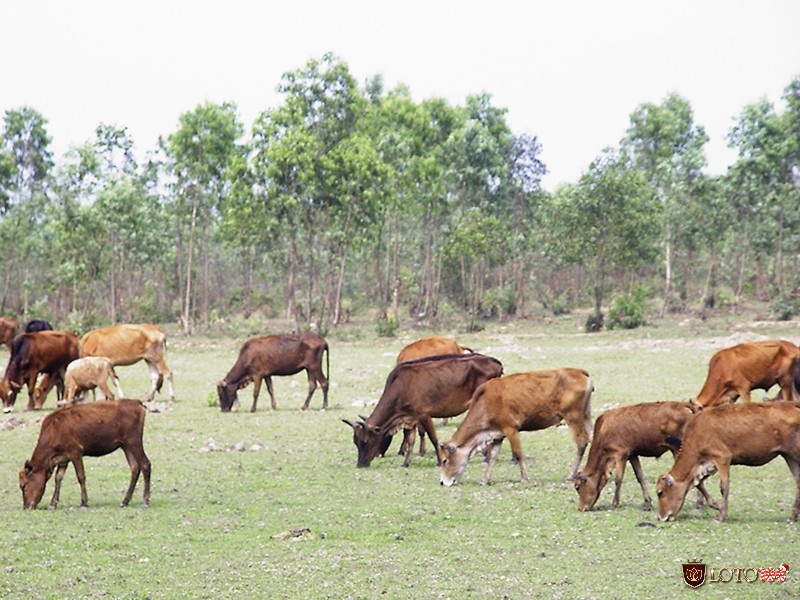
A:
[80,324,174,401]
[59,356,122,407]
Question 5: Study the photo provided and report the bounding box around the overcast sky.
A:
[2,1,799,190]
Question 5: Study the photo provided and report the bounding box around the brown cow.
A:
[343,353,503,468]
[1,330,80,412]
[439,368,594,486]
[217,333,330,412]
[59,356,121,407]
[19,399,151,509]
[396,336,473,456]
[396,336,472,363]
[655,401,800,523]
[80,324,174,402]
[0,316,19,352]
[693,339,800,409]
[573,401,717,511]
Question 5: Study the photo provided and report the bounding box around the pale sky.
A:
[2,0,799,190]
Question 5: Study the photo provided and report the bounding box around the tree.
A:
[166,102,243,334]
[541,149,659,329]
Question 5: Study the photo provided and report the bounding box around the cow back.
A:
[81,324,165,366]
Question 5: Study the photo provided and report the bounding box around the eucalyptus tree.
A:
[727,87,800,304]
[166,101,243,334]
[623,94,708,315]
[540,149,659,329]
[0,107,53,314]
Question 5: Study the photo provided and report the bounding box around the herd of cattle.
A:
[3,316,800,525]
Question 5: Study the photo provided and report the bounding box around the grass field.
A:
[1,314,799,599]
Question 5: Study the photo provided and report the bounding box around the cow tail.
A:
[324,342,330,382]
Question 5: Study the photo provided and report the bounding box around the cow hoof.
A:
[2,407,11,414]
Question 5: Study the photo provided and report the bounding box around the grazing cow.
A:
[217,333,330,412]
[80,323,174,402]
[1,330,80,412]
[439,368,594,486]
[573,401,717,511]
[396,336,472,364]
[343,353,504,468]
[396,336,473,456]
[0,317,19,352]
[693,339,800,409]
[59,356,121,407]
[19,399,151,509]
[656,402,800,523]
[24,319,53,333]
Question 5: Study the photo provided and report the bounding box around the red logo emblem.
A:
[683,560,706,588]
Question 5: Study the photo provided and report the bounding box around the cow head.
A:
[573,471,603,511]
[19,460,49,510]
[438,442,471,486]
[1,379,21,413]
[217,381,236,412]
[342,419,384,467]
[655,473,690,521]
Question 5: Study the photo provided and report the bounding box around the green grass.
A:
[1,316,799,599]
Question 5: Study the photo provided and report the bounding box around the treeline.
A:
[1,54,799,335]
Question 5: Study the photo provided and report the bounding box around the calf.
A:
[217,333,330,411]
[693,339,800,409]
[59,356,122,407]
[574,401,716,511]
[19,399,151,509]
[656,401,800,523]
[344,353,503,468]
[439,368,594,486]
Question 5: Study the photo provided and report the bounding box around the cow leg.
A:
[565,414,592,481]
[264,376,277,410]
[25,375,37,411]
[402,426,416,468]
[301,368,318,411]
[418,415,440,466]
[145,361,161,401]
[48,462,69,509]
[418,424,427,457]
[399,427,415,457]
[714,460,731,523]
[504,428,528,482]
[627,456,650,510]
[71,456,90,508]
[251,377,263,412]
[151,357,175,401]
[695,480,719,511]
[480,439,504,485]
[784,456,800,523]
[121,446,151,508]
[109,367,124,398]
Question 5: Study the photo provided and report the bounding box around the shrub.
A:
[608,286,649,330]
[585,312,604,332]
[376,315,398,338]
[769,295,800,321]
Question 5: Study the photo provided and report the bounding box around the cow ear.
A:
[663,474,674,487]
[24,460,33,475]
[440,443,456,454]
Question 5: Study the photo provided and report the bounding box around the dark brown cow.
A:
[656,401,800,523]
[693,339,800,409]
[395,336,473,456]
[573,401,717,511]
[19,399,151,509]
[344,353,503,468]
[81,323,174,402]
[396,336,471,363]
[0,317,19,352]
[217,333,330,412]
[439,368,594,486]
[1,330,80,412]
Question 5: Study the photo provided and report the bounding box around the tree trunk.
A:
[181,200,197,336]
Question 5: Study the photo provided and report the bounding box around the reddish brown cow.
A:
[396,336,472,363]
[1,330,80,412]
[656,402,800,523]
[439,369,594,486]
[343,353,503,468]
[19,399,151,510]
[693,340,800,409]
[0,317,19,352]
[81,324,174,402]
[573,401,717,511]
[217,333,330,412]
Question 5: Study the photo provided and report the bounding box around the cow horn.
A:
[358,414,369,421]
[342,419,363,430]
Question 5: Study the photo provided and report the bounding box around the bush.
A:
[585,312,604,332]
[608,286,649,330]
[376,315,398,338]
[769,295,800,321]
